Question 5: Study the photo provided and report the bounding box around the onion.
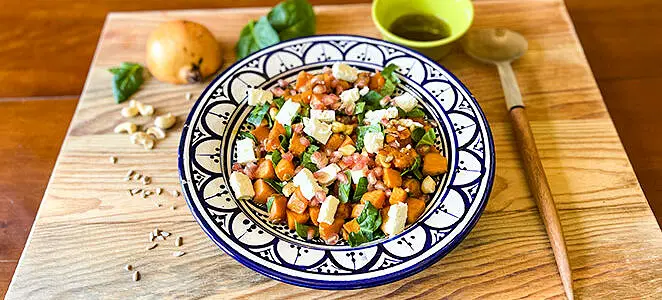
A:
[146,20,222,84]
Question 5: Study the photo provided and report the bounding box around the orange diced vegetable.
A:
[287,192,309,214]
[268,195,287,223]
[309,206,320,226]
[369,72,386,91]
[335,203,351,220]
[286,209,310,230]
[380,205,391,232]
[422,152,448,176]
[266,122,287,152]
[253,179,276,204]
[343,219,360,234]
[361,190,386,209]
[251,125,270,143]
[406,198,426,224]
[340,135,355,147]
[275,159,295,181]
[319,218,344,241]
[289,131,309,156]
[389,187,408,205]
[403,178,422,197]
[383,168,402,188]
[326,133,345,151]
[351,204,365,218]
[255,159,276,179]
[295,71,311,91]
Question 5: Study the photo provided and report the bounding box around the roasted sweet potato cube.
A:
[255,159,276,179]
[351,204,365,218]
[380,205,390,232]
[343,219,360,234]
[326,133,345,151]
[369,72,386,91]
[383,168,402,188]
[289,132,309,156]
[335,203,351,220]
[295,71,311,91]
[389,187,408,205]
[403,178,422,196]
[251,125,270,143]
[286,209,310,230]
[319,218,344,241]
[275,159,295,181]
[309,206,320,226]
[268,195,287,223]
[361,190,386,209]
[253,179,276,204]
[406,198,426,224]
[422,152,448,176]
[340,135,355,147]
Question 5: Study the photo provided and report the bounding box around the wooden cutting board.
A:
[7,1,662,298]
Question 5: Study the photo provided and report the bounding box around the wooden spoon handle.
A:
[510,106,574,300]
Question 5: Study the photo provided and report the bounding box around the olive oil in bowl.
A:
[388,14,452,42]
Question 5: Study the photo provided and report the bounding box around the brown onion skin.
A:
[146,20,222,84]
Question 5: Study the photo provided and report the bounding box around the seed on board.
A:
[124,264,133,271]
[149,232,154,242]
[156,188,162,195]
[132,271,140,281]
[156,235,165,241]
[154,202,162,208]
[133,173,142,181]
[175,236,183,247]
[123,177,131,181]
[170,206,176,211]
[161,231,170,237]
[153,228,159,237]
[185,92,192,101]
[141,176,151,185]
[126,169,135,178]
[172,251,185,257]
[109,156,117,164]
[146,243,158,250]
[128,189,134,196]
[170,190,180,197]
[132,188,143,195]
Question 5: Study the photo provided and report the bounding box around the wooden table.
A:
[5,0,662,298]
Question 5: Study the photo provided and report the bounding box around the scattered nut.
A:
[124,264,133,271]
[114,122,138,134]
[170,206,176,211]
[109,156,117,164]
[421,176,436,194]
[146,127,166,140]
[132,188,143,195]
[155,188,162,195]
[121,106,139,118]
[161,231,170,237]
[128,189,134,196]
[149,231,154,242]
[172,251,185,257]
[130,132,149,145]
[185,92,192,101]
[154,113,176,129]
[143,138,155,150]
[136,102,154,116]
[141,176,152,185]
[126,170,135,177]
[175,236,183,247]
[132,271,140,281]
[146,243,158,250]
[128,100,138,108]
[170,190,180,197]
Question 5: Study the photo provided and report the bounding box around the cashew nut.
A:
[154,113,176,129]
[129,132,149,145]
[421,176,436,194]
[128,100,139,108]
[136,102,154,116]
[143,138,155,150]
[121,106,139,118]
[114,122,138,134]
[146,126,166,140]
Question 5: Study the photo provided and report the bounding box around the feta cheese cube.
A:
[303,117,332,144]
[363,131,384,154]
[315,164,341,186]
[310,109,336,123]
[364,107,399,125]
[236,138,257,164]
[359,86,370,96]
[292,168,323,200]
[275,100,300,125]
[393,92,418,112]
[247,88,273,106]
[332,62,358,82]
[317,195,340,225]
[350,169,366,184]
[383,202,408,235]
[229,171,255,200]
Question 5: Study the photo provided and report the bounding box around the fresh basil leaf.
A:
[354,102,366,115]
[247,103,270,126]
[273,97,285,109]
[236,17,280,59]
[301,145,319,172]
[284,124,293,139]
[267,0,316,41]
[348,229,385,247]
[263,179,284,194]
[380,79,396,97]
[406,107,426,118]
[295,222,319,240]
[356,201,382,233]
[300,103,311,118]
[279,134,289,151]
[356,124,382,151]
[401,155,421,177]
[239,131,258,143]
[338,171,352,203]
[270,150,282,168]
[362,90,384,111]
[411,127,426,142]
[417,128,437,147]
[108,62,144,103]
[381,63,400,84]
[352,177,369,202]
[266,196,276,212]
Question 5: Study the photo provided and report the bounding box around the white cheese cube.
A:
[247,88,273,106]
[310,109,336,123]
[359,86,370,96]
[340,87,360,107]
[236,138,257,164]
[332,62,358,82]
[393,92,418,112]
[275,100,300,125]
[317,195,340,225]
[363,131,384,154]
[350,169,366,184]
[229,171,255,200]
[303,117,332,144]
[386,106,399,118]
[383,202,408,235]
[314,164,340,186]
[421,176,436,194]
[364,107,399,125]
[282,181,296,197]
[292,168,323,200]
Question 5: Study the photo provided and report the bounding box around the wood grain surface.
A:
[4,0,662,299]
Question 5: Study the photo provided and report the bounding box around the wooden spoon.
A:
[462,28,574,300]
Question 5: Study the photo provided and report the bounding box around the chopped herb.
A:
[273,97,285,109]
[246,103,270,126]
[354,102,366,115]
[356,124,382,151]
[417,128,437,147]
[239,131,258,143]
[381,63,400,84]
[401,155,422,179]
[295,222,319,240]
[380,79,396,97]
[270,150,282,167]
[411,127,426,142]
[362,91,384,111]
[338,171,352,203]
[266,196,276,212]
[347,202,384,246]
[263,179,284,194]
[108,62,144,103]
[352,177,369,202]
[279,134,289,151]
[284,124,293,138]
[406,107,426,118]
[301,144,319,172]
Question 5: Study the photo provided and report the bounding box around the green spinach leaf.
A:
[246,103,270,126]
[236,17,280,59]
[417,128,437,147]
[270,150,282,168]
[361,90,384,111]
[381,63,401,84]
[301,145,319,172]
[267,0,316,41]
[411,127,426,142]
[338,171,352,203]
[347,202,384,246]
[279,134,290,151]
[354,102,366,115]
[108,62,144,103]
[266,196,276,212]
[273,97,285,109]
[380,79,396,97]
[356,124,382,151]
[352,177,369,202]
[263,179,284,194]
[295,222,319,240]
[401,155,422,179]
[405,107,426,118]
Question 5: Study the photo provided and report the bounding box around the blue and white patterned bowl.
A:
[178,35,494,289]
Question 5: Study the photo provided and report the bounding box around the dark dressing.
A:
[388,14,452,42]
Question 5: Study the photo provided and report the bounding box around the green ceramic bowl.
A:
[372,0,474,60]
